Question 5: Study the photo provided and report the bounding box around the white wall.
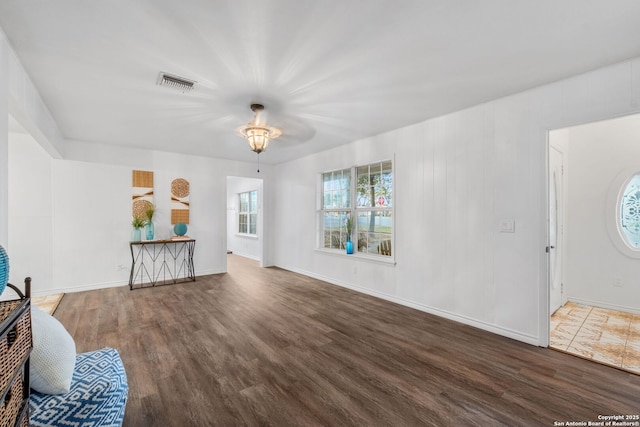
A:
[562,114,640,314]
[7,132,54,290]
[7,137,271,295]
[273,58,640,346]
[3,33,63,159]
[1,26,64,256]
[226,176,263,261]
[0,34,8,248]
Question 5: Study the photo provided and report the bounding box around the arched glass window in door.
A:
[619,174,640,249]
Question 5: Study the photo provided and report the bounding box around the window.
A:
[605,168,640,259]
[239,190,257,235]
[322,169,351,250]
[356,161,393,256]
[320,160,393,257]
[620,174,640,248]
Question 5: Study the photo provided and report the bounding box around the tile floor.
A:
[550,302,640,375]
[32,293,64,315]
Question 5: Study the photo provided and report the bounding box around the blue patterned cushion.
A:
[30,348,128,427]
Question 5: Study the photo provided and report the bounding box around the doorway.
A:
[547,116,640,375]
[226,176,265,265]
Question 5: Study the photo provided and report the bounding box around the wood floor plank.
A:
[52,255,640,426]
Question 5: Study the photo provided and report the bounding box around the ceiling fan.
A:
[237,103,281,154]
[233,101,317,171]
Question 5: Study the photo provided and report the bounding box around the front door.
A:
[549,146,564,315]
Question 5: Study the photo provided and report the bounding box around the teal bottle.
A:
[145,221,154,240]
[346,239,353,254]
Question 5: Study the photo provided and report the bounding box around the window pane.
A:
[239,213,248,234]
[239,193,249,212]
[620,174,640,248]
[380,160,393,207]
[341,187,351,208]
[324,193,332,208]
[249,214,257,235]
[250,191,257,211]
[357,165,372,207]
[356,162,392,208]
[324,173,333,192]
[323,211,350,249]
[322,169,351,209]
[356,211,392,256]
[370,162,382,183]
[357,161,393,207]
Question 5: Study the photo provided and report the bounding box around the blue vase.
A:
[346,240,353,254]
[131,227,141,242]
[145,221,154,240]
[0,245,9,296]
[174,222,188,236]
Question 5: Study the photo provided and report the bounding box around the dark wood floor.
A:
[54,255,640,426]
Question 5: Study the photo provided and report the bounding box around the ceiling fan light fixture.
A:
[238,103,281,154]
[157,72,195,92]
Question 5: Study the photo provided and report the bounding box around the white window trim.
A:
[314,247,397,265]
[238,190,258,237]
[605,167,640,259]
[235,233,259,240]
[317,157,395,264]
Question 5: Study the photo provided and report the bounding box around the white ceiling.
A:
[2,1,640,164]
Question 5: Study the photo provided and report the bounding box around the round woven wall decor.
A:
[171,178,190,198]
[132,199,153,219]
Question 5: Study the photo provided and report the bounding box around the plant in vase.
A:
[345,214,354,254]
[131,216,146,242]
[144,203,156,240]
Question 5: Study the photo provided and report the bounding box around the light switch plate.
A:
[499,219,515,233]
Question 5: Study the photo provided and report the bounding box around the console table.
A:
[129,239,196,290]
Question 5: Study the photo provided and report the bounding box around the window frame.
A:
[619,173,640,249]
[318,159,395,262]
[320,168,352,250]
[238,190,258,236]
[355,161,393,257]
[605,167,640,259]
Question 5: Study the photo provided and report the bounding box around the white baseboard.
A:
[229,252,260,261]
[33,268,226,296]
[279,264,540,346]
[568,297,640,315]
[196,268,227,277]
[34,280,128,296]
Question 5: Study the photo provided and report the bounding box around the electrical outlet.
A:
[116,264,127,271]
[613,277,624,288]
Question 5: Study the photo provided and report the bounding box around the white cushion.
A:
[30,305,76,394]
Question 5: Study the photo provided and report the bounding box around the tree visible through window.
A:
[356,161,393,256]
[239,190,257,235]
[320,161,393,257]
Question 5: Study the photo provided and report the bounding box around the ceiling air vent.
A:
[157,72,195,92]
